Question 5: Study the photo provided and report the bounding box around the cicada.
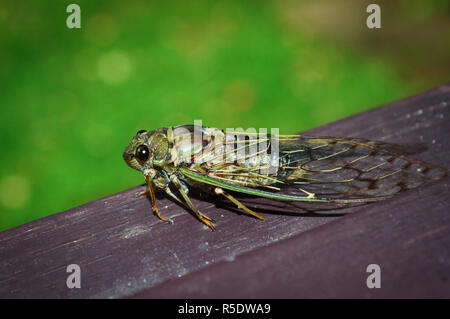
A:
[123,125,448,230]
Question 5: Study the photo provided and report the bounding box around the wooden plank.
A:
[132,179,450,298]
[0,84,449,298]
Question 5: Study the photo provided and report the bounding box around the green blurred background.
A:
[0,0,449,231]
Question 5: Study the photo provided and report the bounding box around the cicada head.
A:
[123,129,170,173]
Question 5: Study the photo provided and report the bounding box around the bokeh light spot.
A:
[97,50,133,85]
[0,175,31,210]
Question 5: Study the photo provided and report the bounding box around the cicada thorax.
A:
[167,126,223,166]
[170,126,283,188]
[146,130,170,163]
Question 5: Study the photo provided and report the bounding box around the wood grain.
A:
[0,84,449,298]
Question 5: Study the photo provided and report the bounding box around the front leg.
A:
[137,172,169,198]
[169,174,216,231]
[138,170,171,223]
[144,175,168,222]
[137,189,149,198]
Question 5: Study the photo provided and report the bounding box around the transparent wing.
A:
[275,136,447,202]
[190,132,448,203]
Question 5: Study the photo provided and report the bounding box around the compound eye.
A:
[135,144,150,162]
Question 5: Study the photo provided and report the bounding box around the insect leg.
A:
[170,175,216,231]
[163,186,188,206]
[297,187,316,199]
[138,171,165,198]
[214,187,264,220]
[136,189,149,198]
[144,175,168,222]
[157,172,198,210]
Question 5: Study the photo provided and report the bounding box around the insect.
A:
[123,125,448,230]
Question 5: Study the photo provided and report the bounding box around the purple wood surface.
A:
[0,84,449,298]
